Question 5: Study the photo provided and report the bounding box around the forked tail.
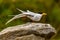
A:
[5,14,26,25]
[16,8,25,13]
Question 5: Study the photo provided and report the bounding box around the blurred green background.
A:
[0,0,60,40]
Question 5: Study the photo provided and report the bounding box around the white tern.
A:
[5,8,47,25]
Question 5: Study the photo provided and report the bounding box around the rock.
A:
[15,34,45,40]
[0,23,56,40]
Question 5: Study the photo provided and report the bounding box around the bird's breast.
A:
[32,14,42,21]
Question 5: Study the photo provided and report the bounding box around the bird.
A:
[5,8,47,25]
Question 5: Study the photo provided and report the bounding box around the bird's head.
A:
[38,12,47,16]
[42,13,47,16]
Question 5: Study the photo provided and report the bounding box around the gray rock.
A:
[15,34,45,40]
[0,23,56,40]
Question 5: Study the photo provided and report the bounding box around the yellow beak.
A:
[42,13,47,15]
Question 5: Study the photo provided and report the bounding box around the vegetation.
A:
[0,0,60,40]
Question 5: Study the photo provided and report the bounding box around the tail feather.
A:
[5,14,26,25]
[27,10,30,12]
[16,8,25,13]
[5,17,15,25]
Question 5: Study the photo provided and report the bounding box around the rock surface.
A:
[15,34,45,40]
[0,23,56,40]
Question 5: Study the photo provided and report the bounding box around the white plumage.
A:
[5,8,47,25]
